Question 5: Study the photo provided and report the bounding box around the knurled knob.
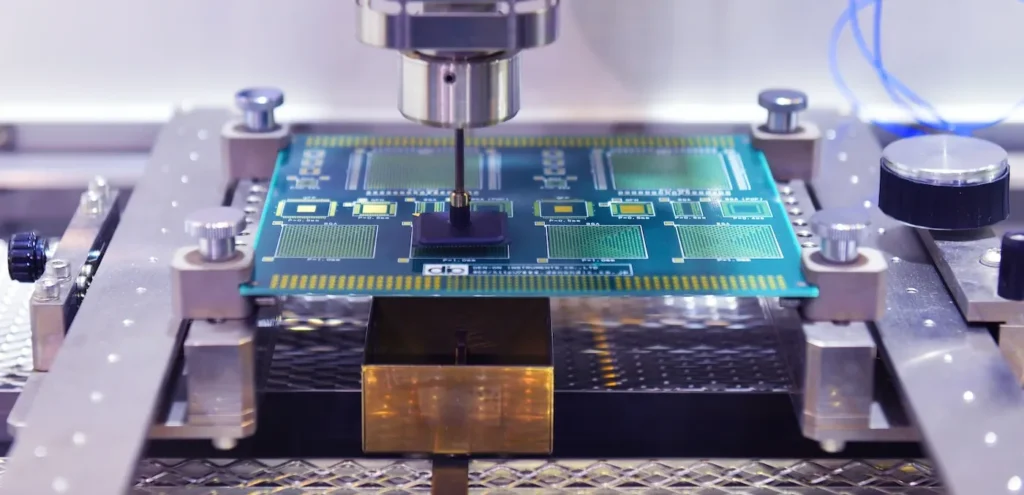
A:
[879,135,1009,230]
[7,232,49,283]
[810,208,871,264]
[184,207,247,262]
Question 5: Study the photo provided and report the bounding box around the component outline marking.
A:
[671,201,704,219]
[720,200,773,218]
[535,199,592,219]
[275,199,338,219]
[609,201,656,217]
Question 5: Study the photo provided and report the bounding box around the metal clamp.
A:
[794,321,917,447]
[150,320,257,445]
[31,181,121,371]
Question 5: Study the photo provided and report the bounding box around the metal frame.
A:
[0,110,229,494]
[814,113,1024,495]
[3,109,1023,493]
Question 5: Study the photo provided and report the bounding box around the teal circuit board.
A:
[242,134,818,298]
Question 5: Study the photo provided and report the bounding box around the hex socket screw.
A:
[235,87,285,133]
[758,89,808,134]
[184,207,248,262]
[810,208,871,264]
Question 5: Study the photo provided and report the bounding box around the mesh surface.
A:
[676,225,782,259]
[365,151,482,191]
[610,152,731,191]
[268,296,792,392]
[114,458,944,493]
[276,225,377,259]
[546,225,647,260]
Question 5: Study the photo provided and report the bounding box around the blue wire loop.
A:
[829,0,1024,137]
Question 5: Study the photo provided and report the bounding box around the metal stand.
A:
[431,457,470,495]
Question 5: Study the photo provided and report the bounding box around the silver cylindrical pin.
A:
[243,110,276,133]
[766,112,799,134]
[198,237,236,262]
[819,238,859,264]
[33,277,60,301]
[47,259,71,280]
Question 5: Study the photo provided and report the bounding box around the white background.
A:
[0,0,1022,123]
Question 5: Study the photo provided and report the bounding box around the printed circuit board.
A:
[242,134,818,298]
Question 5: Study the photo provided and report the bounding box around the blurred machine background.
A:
[0,1,1022,494]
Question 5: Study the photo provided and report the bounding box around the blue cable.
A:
[828,0,923,137]
[830,0,1024,135]
[849,0,948,128]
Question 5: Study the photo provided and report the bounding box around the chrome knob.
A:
[184,207,247,262]
[758,88,808,134]
[235,87,285,133]
[810,208,871,264]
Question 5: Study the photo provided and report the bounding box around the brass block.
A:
[362,297,553,455]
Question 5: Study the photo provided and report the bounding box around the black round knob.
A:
[8,232,48,283]
[999,232,1024,300]
[879,135,1009,230]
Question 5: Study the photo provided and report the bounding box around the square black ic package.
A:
[412,211,508,246]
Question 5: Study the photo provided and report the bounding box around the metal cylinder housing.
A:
[399,50,520,128]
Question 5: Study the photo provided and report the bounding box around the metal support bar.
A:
[31,188,121,371]
[431,457,469,495]
[918,228,1018,323]
[0,109,231,495]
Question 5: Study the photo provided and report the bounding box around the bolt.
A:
[184,207,247,262]
[47,259,71,280]
[212,437,237,451]
[235,87,285,133]
[820,438,846,453]
[981,247,1002,267]
[79,191,104,216]
[758,89,808,134]
[33,277,60,301]
[88,176,110,200]
[810,208,871,264]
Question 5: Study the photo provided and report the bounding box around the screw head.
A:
[184,207,247,241]
[758,89,808,113]
[235,87,284,112]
